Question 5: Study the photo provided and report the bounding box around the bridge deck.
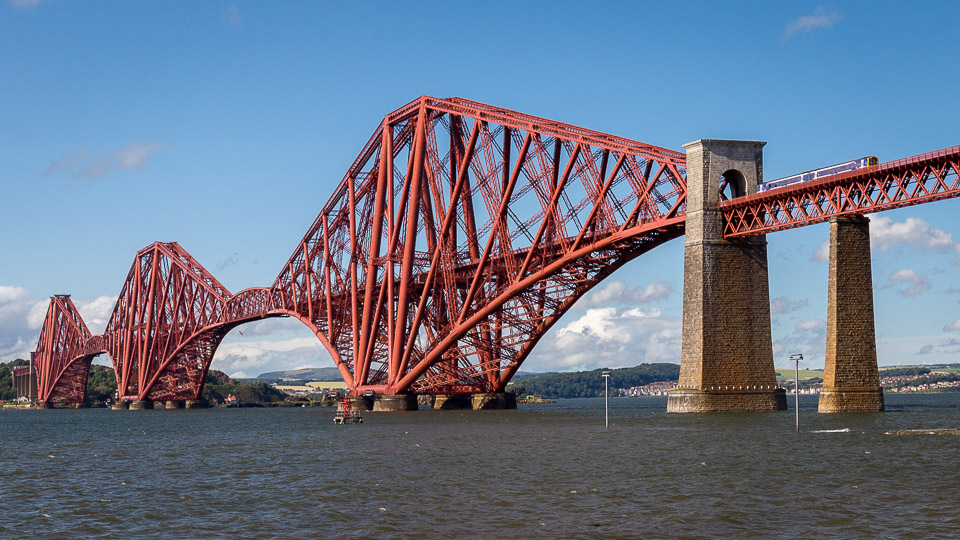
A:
[721,145,960,237]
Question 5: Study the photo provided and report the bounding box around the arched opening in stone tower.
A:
[719,169,746,201]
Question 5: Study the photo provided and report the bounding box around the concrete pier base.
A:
[371,394,419,412]
[472,392,517,410]
[184,400,209,409]
[667,388,786,413]
[433,394,472,410]
[152,401,166,410]
[129,400,154,410]
[72,402,87,409]
[164,400,185,410]
[819,387,884,412]
[38,401,54,409]
[345,395,373,412]
[112,401,130,410]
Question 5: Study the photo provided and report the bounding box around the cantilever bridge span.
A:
[31,96,960,408]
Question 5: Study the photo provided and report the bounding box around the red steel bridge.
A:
[31,96,960,406]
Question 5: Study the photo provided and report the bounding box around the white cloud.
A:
[771,296,809,315]
[0,286,51,363]
[945,318,960,332]
[0,285,31,304]
[812,216,956,263]
[783,7,842,41]
[26,300,47,330]
[871,216,954,252]
[795,319,826,333]
[212,336,334,378]
[74,295,118,334]
[772,319,827,367]
[812,240,829,263]
[583,279,672,307]
[44,141,167,180]
[227,4,242,25]
[235,318,287,337]
[526,306,681,372]
[884,269,932,298]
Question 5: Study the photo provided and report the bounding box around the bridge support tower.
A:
[818,215,884,412]
[668,139,786,412]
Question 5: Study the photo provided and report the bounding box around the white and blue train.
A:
[757,156,879,193]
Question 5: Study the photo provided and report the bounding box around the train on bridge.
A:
[758,156,879,193]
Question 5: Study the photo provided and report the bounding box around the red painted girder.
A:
[721,145,960,237]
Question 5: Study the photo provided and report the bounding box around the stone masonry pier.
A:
[667,139,786,412]
[818,215,884,412]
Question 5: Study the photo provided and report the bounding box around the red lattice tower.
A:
[33,295,94,405]
[272,96,688,395]
[104,242,233,401]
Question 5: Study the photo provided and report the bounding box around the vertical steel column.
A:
[391,105,428,386]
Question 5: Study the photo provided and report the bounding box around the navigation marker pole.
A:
[790,354,803,432]
[602,371,610,429]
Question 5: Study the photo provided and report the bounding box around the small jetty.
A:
[333,398,362,424]
[885,428,960,436]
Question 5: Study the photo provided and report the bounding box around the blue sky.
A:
[1,1,958,376]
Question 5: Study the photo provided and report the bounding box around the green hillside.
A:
[255,367,342,382]
[774,368,824,381]
[509,363,680,399]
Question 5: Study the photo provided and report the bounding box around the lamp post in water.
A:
[790,353,803,432]
[602,371,610,429]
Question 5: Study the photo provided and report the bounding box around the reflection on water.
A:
[3,394,960,537]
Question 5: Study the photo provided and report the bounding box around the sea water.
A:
[2,393,960,537]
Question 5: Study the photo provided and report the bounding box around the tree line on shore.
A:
[0,359,30,401]
[2,360,683,404]
[510,363,680,399]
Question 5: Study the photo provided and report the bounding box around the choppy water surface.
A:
[3,394,960,538]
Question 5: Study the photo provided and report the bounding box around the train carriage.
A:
[758,156,879,193]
